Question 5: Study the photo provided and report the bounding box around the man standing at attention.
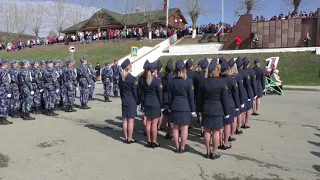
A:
[111,60,122,97]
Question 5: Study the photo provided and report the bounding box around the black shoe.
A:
[200,132,204,137]
[88,96,93,101]
[27,113,36,120]
[235,129,243,135]
[49,110,59,116]
[228,136,236,142]
[174,148,180,153]
[145,141,152,148]
[65,106,72,112]
[23,113,35,120]
[218,145,224,150]
[105,97,112,102]
[0,117,12,125]
[81,104,91,109]
[44,109,50,116]
[179,148,188,154]
[13,111,20,118]
[222,145,232,150]
[211,153,221,160]
[205,152,213,159]
[127,139,137,144]
[151,142,160,149]
[69,106,77,112]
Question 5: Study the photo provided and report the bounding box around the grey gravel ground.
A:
[0,83,319,180]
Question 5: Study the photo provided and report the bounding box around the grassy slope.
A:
[158,52,320,86]
[0,40,159,65]
[0,40,319,85]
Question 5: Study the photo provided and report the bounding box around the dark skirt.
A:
[203,116,223,130]
[224,107,235,125]
[122,105,137,119]
[171,111,191,125]
[257,88,263,98]
[246,99,253,111]
[144,106,161,119]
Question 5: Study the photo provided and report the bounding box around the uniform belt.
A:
[79,76,86,78]
[46,82,53,84]
[0,84,7,87]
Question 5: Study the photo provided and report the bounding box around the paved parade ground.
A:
[0,83,319,180]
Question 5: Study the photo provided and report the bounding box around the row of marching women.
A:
[0,57,110,124]
[118,57,265,159]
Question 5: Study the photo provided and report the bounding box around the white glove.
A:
[198,112,202,116]
[7,94,11,98]
[225,115,230,119]
[76,87,79,90]
[88,85,92,87]
[56,89,59,93]
[263,89,267,92]
[161,108,165,111]
[248,99,251,101]
[168,109,171,113]
[30,91,34,95]
[235,108,239,111]
[241,104,245,108]
[254,96,257,99]
[191,112,197,116]
[39,89,44,93]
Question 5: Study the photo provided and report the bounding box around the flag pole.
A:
[166,0,169,38]
[221,0,224,36]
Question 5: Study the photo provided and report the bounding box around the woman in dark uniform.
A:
[219,59,240,149]
[252,59,265,115]
[162,60,174,139]
[169,60,195,153]
[156,61,164,130]
[235,57,248,134]
[193,58,209,137]
[140,62,163,148]
[241,58,254,129]
[139,60,150,135]
[197,60,229,159]
[185,58,195,129]
[119,59,139,144]
[228,58,245,138]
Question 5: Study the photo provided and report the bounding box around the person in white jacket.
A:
[270,69,282,93]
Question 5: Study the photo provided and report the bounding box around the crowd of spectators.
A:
[185,22,234,35]
[253,10,317,22]
[0,26,186,52]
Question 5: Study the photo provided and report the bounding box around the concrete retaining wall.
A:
[162,46,319,56]
[169,44,223,54]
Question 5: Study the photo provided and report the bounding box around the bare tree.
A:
[12,2,30,39]
[183,0,204,38]
[28,0,46,39]
[48,29,58,37]
[284,0,302,14]
[50,0,69,36]
[140,0,161,40]
[69,0,87,32]
[90,0,108,33]
[118,0,141,29]
[234,0,261,15]
[0,4,16,40]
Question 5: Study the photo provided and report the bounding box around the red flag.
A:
[164,0,167,11]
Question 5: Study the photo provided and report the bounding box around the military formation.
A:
[0,58,122,125]
[118,57,266,159]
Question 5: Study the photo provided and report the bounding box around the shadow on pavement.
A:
[308,141,320,147]
[313,165,320,173]
[314,134,320,138]
[310,151,320,158]
[86,118,203,157]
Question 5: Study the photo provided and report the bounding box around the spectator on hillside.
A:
[270,70,282,93]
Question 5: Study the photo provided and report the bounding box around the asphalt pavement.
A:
[0,83,319,180]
